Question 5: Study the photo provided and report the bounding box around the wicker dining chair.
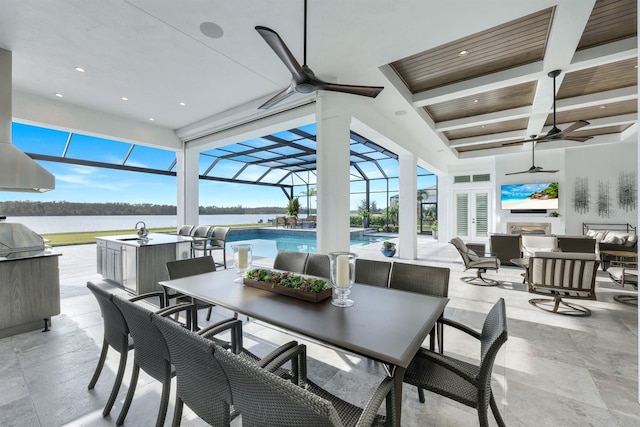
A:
[273,250,309,273]
[86,281,135,417]
[403,298,508,427]
[111,294,199,427]
[165,256,218,330]
[355,258,392,287]
[389,262,450,354]
[152,312,306,426]
[214,340,395,426]
[304,253,330,277]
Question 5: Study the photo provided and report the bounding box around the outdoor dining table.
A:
[160,267,448,427]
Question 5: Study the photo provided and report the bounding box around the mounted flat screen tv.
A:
[501,182,558,210]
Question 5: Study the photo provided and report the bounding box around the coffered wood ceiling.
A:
[389,0,638,159]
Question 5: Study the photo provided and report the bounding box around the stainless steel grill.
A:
[0,221,45,257]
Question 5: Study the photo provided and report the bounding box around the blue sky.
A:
[2,123,436,210]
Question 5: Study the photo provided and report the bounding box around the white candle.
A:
[237,246,248,269]
[336,255,350,287]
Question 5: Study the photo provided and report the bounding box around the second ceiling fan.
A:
[522,69,592,143]
[255,0,383,110]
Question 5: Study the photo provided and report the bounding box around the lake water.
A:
[4,214,280,234]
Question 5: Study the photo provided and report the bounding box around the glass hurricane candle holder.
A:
[328,251,357,307]
[231,243,253,283]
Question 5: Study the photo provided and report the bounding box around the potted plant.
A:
[381,241,396,257]
[286,197,300,218]
[548,211,560,217]
[431,220,438,238]
[360,209,370,228]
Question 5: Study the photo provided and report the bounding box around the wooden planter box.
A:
[243,278,332,303]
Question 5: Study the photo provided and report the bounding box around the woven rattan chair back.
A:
[273,250,309,273]
[112,295,173,427]
[214,344,343,426]
[304,253,330,278]
[167,256,216,279]
[152,313,232,426]
[478,298,508,402]
[86,281,132,417]
[389,262,449,297]
[355,258,392,287]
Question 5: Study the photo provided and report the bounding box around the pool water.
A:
[226,232,384,258]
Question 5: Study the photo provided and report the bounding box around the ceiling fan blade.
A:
[322,82,384,98]
[255,26,303,77]
[258,84,297,110]
[505,170,531,175]
[538,170,559,173]
[561,120,590,135]
[563,136,592,142]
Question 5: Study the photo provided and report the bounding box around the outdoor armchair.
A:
[528,252,599,316]
[450,237,501,286]
[214,339,395,426]
[403,298,508,427]
[152,312,306,426]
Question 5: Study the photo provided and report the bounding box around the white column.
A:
[316,93,351,254]
[398,153,417,259]
[176,146,200,228]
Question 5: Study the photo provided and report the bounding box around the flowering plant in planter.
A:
[245,268,329,293]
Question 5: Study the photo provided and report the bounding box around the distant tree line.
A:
[0,201,286,216]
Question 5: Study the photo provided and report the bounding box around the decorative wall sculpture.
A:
[597,180,611,218]
[573,177,589,214]
[617,171,637,212]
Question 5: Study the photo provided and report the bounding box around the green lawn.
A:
[42,223,272,246]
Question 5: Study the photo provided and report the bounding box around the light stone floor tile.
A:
[1,239,639,427]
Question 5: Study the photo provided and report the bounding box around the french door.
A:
[454,189,491,242]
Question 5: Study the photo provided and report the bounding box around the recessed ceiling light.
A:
[149,118,155,121]
[179,102,186,106]
[200,21,224,39]
[600,105,606,109]
[121,97,128,101]
[473,99,479,103]
[481,125,485,128]
[394,110,407,116]
[54,93,63,98]
[74,67,85,73]
[458,50,468,56]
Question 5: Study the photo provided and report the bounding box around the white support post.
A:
[398,153,417,259]
[176,146,200,229]
[316,93,351,254]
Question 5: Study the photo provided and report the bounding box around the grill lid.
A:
[0,222,45,256]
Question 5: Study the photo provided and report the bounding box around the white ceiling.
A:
[0,0,635,174]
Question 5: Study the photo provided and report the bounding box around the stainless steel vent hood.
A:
[0,48,55,192]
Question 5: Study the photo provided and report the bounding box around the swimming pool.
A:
[225,229,384,258]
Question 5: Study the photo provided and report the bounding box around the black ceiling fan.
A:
[506,139,558,175]
[521,69,592,144]
[255,0,383,110]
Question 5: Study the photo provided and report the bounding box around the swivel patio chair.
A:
[111,294,203,427]
[165,256,218,331]
[355,258,392,287]
[304,253,330,277]
[403,298,508,427]
[214,339,395,426]
[273,250,309,273]
[450,237,501,286]
[528,252,599,316]
[86,281,135,417]
[152,312,307,426]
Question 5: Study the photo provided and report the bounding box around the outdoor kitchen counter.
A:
[95,233,193,295]
[0,250,61,338]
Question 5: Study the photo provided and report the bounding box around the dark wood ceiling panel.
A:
[557,58,638,98]
[544,99,637,125]
[570,123,633,137]
[445,118,529,140]
[390,8,554,93]
[455,140,524,153]
[426,82,537,122]
[577,0,637,50]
